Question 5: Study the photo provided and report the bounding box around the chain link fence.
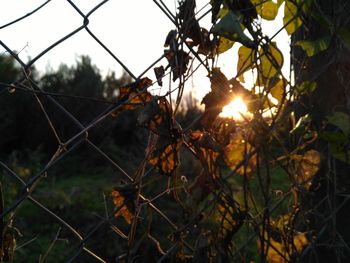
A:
[1,0,349,262]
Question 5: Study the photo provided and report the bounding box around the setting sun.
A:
[220,97,250,121]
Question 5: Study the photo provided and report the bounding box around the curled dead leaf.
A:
[138,97,183,176]
[111,77,153,117]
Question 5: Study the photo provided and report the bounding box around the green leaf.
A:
[269,77,285,104]
[237,45,255,82]
[338,28,350,49]
[327,112,350,134]
[295,37,331,57]
[259,1,279,21]
[212,10,255,48]
[283,0,303,35]
[320,131,348,144]
[329,144,350,164]
[295,81,317,95]
[217,37,234,54]
[320,112,350,163]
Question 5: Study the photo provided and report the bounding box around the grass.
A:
[10,152,129,262]
[4,142,296,262]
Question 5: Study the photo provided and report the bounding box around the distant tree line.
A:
[0,54,200,157]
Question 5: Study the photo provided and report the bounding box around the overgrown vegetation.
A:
[1,0,350,262]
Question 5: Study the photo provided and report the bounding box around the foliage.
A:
[102,0,323,261]
[2,0,350,262]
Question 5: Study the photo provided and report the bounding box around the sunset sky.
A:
[0,0,289,100]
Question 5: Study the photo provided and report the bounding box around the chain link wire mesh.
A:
[1,0,349,262]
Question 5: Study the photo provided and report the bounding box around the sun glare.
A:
[220,97,250,121]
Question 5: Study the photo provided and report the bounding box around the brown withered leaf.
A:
[137,97,172,134]
[177,0,202,46]
[165,49,192,81]
[189,130,220,176]
[111,77,153,117]
[292,149,321,189]
[223,128,257,176]
[111,184,137,224]
[154,66,165,86]
[138,97,183,176]
[197,28,217,57]
[149,137,182,176]
[164,30,177,47]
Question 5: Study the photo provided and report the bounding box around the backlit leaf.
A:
[258,42,284,82]
[137,98,164,134]
[149,137,182,176]
[217,36,234,54]
[216,196,246,241]
[295,37,331,57]
[259,232,308,263]
[237,45,255,82]
[283,0,303,35]
[111,188,135,224]
[223,128,257,176]
[259,215,308,263]
[257,0,279,21]
[111,77,153,117]
[269,77,285,104]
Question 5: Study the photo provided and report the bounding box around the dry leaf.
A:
[223,128,257,176]
[138,97,183,176]
[259,230,308,263]
[111,187,136,224]
[149,137,182,176]
[292,149,321,189]
[111,77,153,117]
